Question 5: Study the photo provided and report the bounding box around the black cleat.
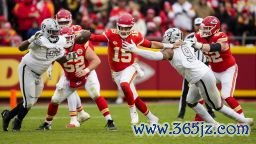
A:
[36,122,51,131]
[105,120,117,131]
[12,118,22,131]
[1,109,10,131]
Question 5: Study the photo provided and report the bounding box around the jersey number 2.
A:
[206,52,223,63]
[63,56,85,72]
[112,47,132,63]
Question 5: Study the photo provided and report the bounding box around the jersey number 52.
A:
[205,51,223,63]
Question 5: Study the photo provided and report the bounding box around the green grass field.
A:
[0,101,255,144]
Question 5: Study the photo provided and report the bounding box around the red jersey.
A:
[61,43,90,88]
[90,29,151,72]
[195,32,236,72]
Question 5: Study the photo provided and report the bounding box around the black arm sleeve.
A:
[209,43,221,52]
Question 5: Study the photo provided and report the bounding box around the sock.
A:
[45,102,59,124]
[192,103,218,124]
[146,111,157,120]
[129,105,136,113]
[135,97,149,115]
[67,94,77,113]
[70,115,78,123]
[225,97,243,115]
[218,105,247,123]
[77,106,84,113]
[95,96,111,121]
[6,101,23,120]
[17,105,29,121]
[120,82,135,106]
[194,100,205,121]
[69,111,77,117]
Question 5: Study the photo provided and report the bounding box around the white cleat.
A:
[130,112,139,124]
[115,97,124,104]
[66,120,80,128]
[78,112,91,123]
[243,118,254,126]
[149,116,159,126]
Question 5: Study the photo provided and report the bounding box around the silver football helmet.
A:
[162,28,183,44]
[41,18,60,43]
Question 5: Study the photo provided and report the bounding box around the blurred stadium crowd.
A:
[0,0,255,47]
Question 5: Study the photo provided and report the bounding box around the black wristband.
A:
[209,43,221,52]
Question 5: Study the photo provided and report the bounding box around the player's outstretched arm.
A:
[193,38,229,52]
[140,39,181,49]
[89,33,108,42]
[123,41,164,61]
[18,40,30,51]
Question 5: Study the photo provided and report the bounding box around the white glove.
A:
[75,68,90,77]
[185,36,203,50]
[122,40,137,52]
[28,31,43,43]
[47,64,53,80]
[193,42,203,50]
[66,52,78,60]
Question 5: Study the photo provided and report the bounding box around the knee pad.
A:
[51,97,61,105]
[187,102,198,108]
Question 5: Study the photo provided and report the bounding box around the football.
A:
[75,30,91,44]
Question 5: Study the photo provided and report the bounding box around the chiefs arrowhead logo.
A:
[77,49,83,55]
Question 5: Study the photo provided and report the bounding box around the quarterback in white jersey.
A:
[1,18,76,131]
[122,28,253,126]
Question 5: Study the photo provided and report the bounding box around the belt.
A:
[24,64,41,77]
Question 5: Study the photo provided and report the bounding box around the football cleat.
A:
[66,120,80,128]
[78,111,90,124]
[115,97,124,104]
[130,112,139,124]
[36,122,52,131]
[1,109,10,131]
[149,116,159,126]
[105,120,117,131]
[12,118,22,131]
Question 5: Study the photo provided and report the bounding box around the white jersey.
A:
[21,36,66,75]
[169,42,210,84]
[185,32,207,63]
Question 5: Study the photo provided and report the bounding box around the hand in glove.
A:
[122,40,137,52]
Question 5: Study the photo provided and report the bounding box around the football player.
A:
[122,28,253,126]
[37,26,117,131]
[192,16,244,117]
[1,18,76,131]
[177,17,215,120]
[47,9,115,128]
[89,13,178,125]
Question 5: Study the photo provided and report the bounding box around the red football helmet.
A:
[56,9,72,28]
[60,26,75,48]
[116,13,134,39]
[199,16,220,37]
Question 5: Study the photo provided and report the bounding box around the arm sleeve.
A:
[89,33,108,42]
[134,49,163,61]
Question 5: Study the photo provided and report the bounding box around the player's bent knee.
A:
[51,97,62,104]
[187,102,198,108]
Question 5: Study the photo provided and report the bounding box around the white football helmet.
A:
[41,18,60,43]
[162,28,183,44]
